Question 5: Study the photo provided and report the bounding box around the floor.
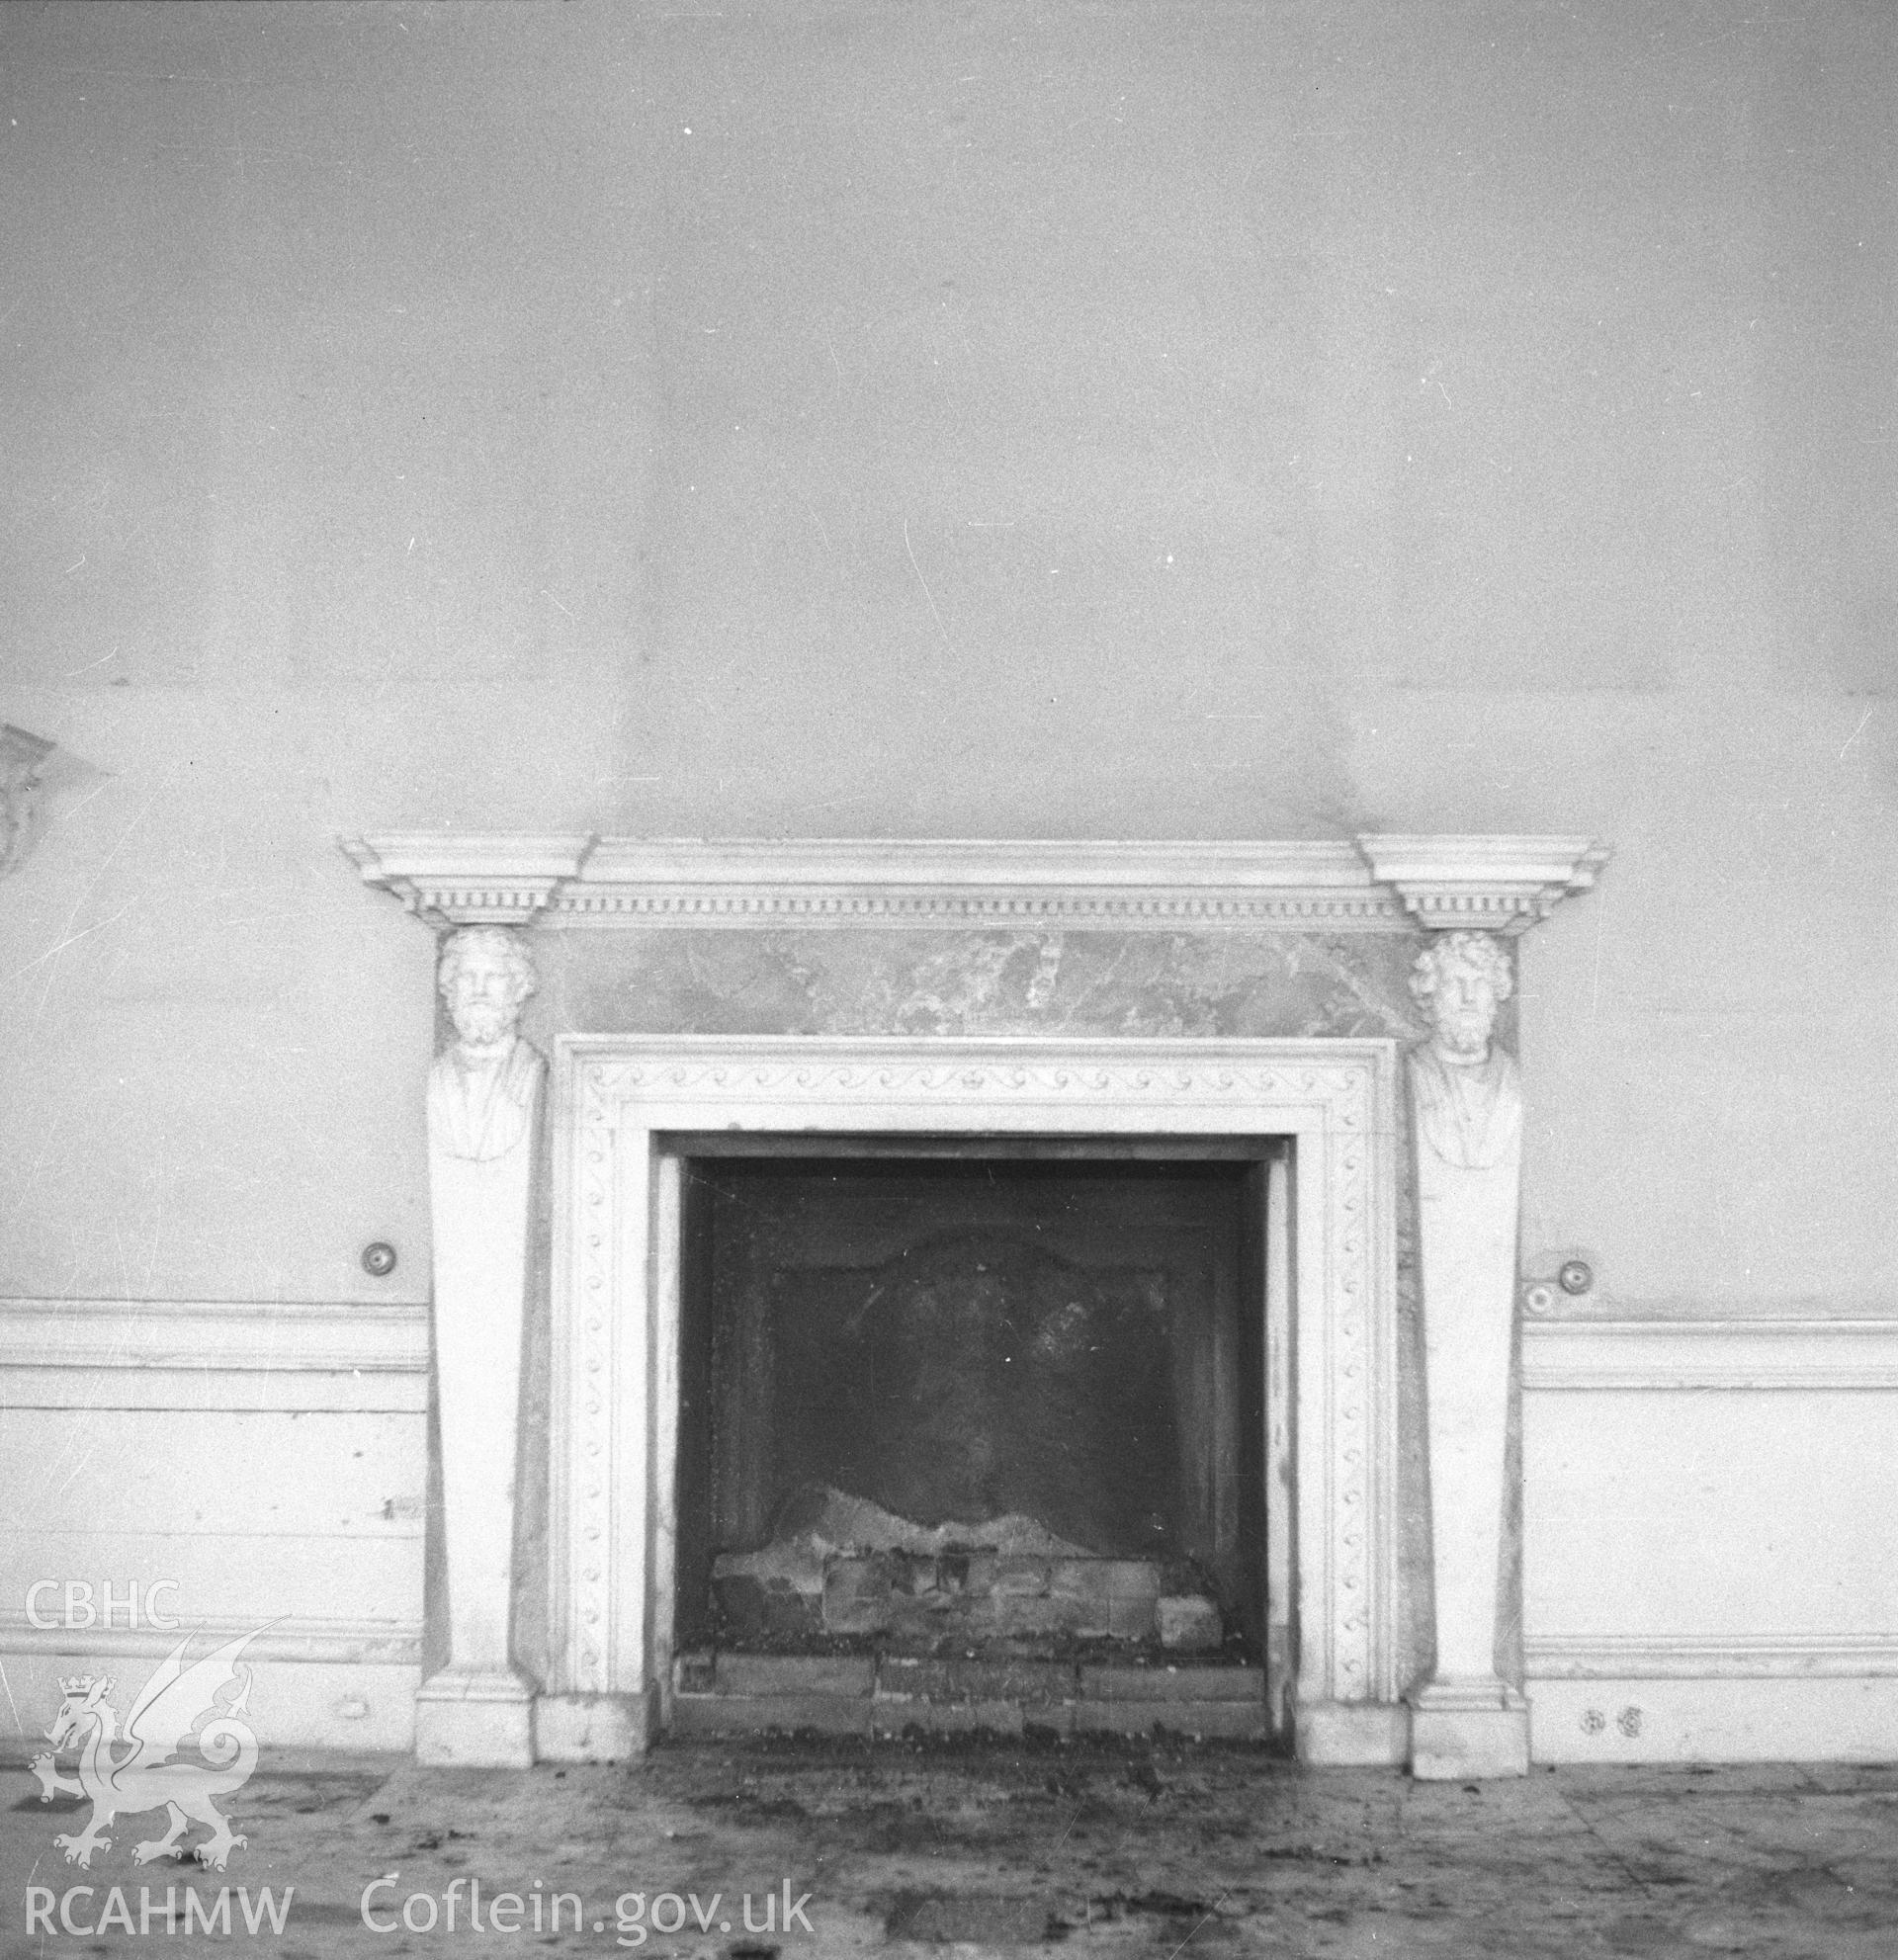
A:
[5,1738,1896,1958]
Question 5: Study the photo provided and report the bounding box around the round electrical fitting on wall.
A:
[1558,1259,1594,1296]
[1523,1282,1557,1316]
[361,1241,398,1278]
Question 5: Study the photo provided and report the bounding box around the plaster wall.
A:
[3,1,1891,1318]
[2,2,1895,1758]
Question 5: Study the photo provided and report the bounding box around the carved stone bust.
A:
[1407,930,1522,1171]
[427,927,545,1163]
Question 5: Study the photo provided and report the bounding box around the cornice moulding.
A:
[341,834,596,925]
[342,833,1611,933]
[567,837,1401,929]
[1355,833,1611,934]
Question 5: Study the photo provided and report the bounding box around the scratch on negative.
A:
[1163,1890,1230,1958]
[903,519,953,653]
[1839,707,1872,760]
[27,788,165,1045]
[2,906,137,987]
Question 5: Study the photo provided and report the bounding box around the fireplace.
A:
[668,1144,1278,1728]
[342,831,1612,1773]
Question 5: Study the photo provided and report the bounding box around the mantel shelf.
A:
[341,832,1610,933]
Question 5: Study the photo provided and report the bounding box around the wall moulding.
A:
[1521,1319,1898,1392]
[340,833,1611,933]
[0,1297,430,1373]
[0,1613,424,1668]
[1525,1633,1898,1680]
[0,1298,431,1412]
[0,1300,430,1752]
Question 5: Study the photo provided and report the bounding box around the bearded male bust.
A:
[1407,930,1522,1171]
[428,926,545,1162]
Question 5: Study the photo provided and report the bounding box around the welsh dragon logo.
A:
[30,1629,261,1871]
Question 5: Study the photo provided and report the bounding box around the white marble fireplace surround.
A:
[554,1035,1399,1764]
[335,832,1617,1776]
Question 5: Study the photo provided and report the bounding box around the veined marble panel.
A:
[530,925,1432,1045]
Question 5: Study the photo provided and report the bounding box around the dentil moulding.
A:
[341,832,1611,932]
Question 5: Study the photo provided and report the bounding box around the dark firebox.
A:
[674,1148,1269,1662]
[778,1231,1177,1550]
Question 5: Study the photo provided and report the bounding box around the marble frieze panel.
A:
[524,926,1441,1047]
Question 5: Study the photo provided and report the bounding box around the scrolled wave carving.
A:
[584,1056,1375,1113]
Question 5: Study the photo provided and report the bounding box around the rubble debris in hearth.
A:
[712,1482,1093,1600]
[1158,1594,1224,1652]
[711,1483,1225,1652]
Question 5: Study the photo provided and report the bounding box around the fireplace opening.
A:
[672,1139,1280,1690]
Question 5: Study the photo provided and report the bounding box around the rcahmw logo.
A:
[29,1628,264,1872]
[25,1885,293,1939]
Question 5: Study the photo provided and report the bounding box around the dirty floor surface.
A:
[5,1738,1895,1957]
